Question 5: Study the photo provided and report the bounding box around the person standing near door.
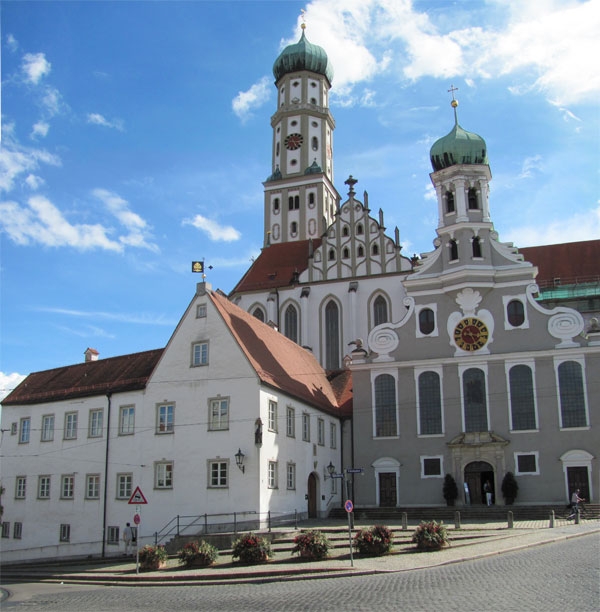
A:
[484,480,493,506]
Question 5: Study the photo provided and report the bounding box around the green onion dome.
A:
[273,27,334,84]
[430,100,488,171]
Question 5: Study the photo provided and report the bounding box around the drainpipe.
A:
[101,392,112,558]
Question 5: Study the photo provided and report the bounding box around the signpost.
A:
[345,499,354,566]
[128,487,147,574]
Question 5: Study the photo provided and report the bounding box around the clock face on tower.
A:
[284,133,304,150]
[453,317,489,351]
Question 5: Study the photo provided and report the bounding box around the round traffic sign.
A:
[344,499,353,513]
[133,513,141,525]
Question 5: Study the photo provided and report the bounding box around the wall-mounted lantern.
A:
[235,448,245,474]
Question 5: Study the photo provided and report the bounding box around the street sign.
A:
[344,499,354,513]
[128,486,148,505]
[331,473,345,479]
[133,513,141,525]
[346,468,363,474]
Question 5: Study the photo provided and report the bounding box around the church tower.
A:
[263,24,340,247]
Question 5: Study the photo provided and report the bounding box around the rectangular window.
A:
[286,406,295,437]
[268,400,278,432]
[107,526,120,545]
[508,364,537,430]
[462,367,489,432]
[64,411,78,440]
[209,398,229,431]
[38,475,51,499]
[515,453,539,475]
[89,409,103,437]
[119,406,135,435]
[374,373,398,437]
[192,341,209,366]
[557,360,588,428]
[317,418,325,446]
[286,463,296,490]
[117,473,133,499]
[156,404,174,434]
[155,461,173,489]
[59,524,71,542]
[208,461,228,488]
[86,474,100,499]
[2,522,10,538]
[268,461,278,489]
[19,417,30,444]
[14,522,22,539]
[61,474,74,499]
[302,413,310,442]
[15,476,26,499]
[330,422,337,449]
[421,456,443,478]
[417,370,443,435]
[41,414,55,441]
[196,303,207,318]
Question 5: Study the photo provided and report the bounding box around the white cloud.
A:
[41,86,66,116]
[35,306,177,327]
[232,76,271,122]
[506,204,600,247]
[25,174,45,190]
[87,113,124,131]
[0,371,27,402]
[31,120,50,139]
[22,52,51,84]
[6,34,19,52]
[183,214,241,242]
[518,155,544,179]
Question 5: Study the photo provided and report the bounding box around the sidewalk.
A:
[2,519,599,588]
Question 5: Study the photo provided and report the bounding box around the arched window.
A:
[418,371,442,435]
[276,142,280,156]
[419,308,435,335]
[374,374,397,437]
[342,247,349,259]
[290,221,298,235]
[449,239,458,261]
[308,192,315,205]
[325,300,340,370]
[507,300,525,327]
[509,365,536,430]
[468,188,478,209]
[372,244,379,256]
[463,368,488,432]
[446,191,455,213]
[357,224,364,235]
[472,236,482,258]
[312,137,318,151]
[252,307,265,322]
[328,249,336,261]
[310,97,317,105]
[558,361,587,428]
[294,195,299,209]
[273,198,280,213]
[373,295,388,326]
[284,304,298,343]
[342,226,349,237]
[288,196,294,210]
[357,246,364,257]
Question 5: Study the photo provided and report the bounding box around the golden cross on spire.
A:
[448,84,459,102]
[300,8,306,29]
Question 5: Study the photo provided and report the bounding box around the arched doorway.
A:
[464,461,494,505]
[307,473,318,518]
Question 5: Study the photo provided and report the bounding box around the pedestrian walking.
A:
[123,522,133,555]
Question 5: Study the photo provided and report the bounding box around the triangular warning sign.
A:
[128,486,148,505]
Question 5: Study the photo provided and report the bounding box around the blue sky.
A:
[1,0,599,398]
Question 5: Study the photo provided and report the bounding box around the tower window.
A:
[290,221,298,236]
[328,249,336,261]
[273,198,280,212]
[472,236,482,258]
[342,226,349,237]
[312,137,318,151]
[357,224,363,235]
[507,300,525,327]
[311,121,318,127]
[419,308,435,335]
[291,120,298,126]
[449,239,458,261]
[310,97,317,104]
[446,191,455,213]
[372,244,379,256]
[276,143,280,156]
[358,246,364,257]
[468,188,478,209]
[342,247,349,259]
[288,196,299,210]
[309,193,315,204]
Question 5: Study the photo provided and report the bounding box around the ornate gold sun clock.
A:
[453,317,490,351]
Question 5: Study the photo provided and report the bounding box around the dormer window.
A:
[446,191,455,213]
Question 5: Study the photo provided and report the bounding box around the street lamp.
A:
[235,448,245,473]
[324,461,336,480]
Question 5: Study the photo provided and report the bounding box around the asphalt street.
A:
[2,532,598,611]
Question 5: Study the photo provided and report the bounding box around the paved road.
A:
[3,533,599,611]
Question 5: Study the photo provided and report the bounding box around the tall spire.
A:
[448,84,459,125]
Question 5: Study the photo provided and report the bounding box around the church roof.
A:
[273,29,334,84]
[520,239,600,287]
[2,349,163,406]
[230,239,321,294]
[209,290,344,416]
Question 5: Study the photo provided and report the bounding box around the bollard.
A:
[575,509,580,524]
[454,510,461,530]
[507,510,514,529]
[549,510,555,528]
[402,512,408,531]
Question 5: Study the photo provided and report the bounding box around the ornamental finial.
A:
[448,84,459,124]
[300,9,306,30]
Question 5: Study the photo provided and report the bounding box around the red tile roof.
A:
[2,349,163,406]
[209,289,344,416]
[230,239,321,294]
[520,240,600,286]
[327,369,353,418]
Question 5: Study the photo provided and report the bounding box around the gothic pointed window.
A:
[446,191,455,213]
[342,226,349,237]
[468,188,478,209]
[325,300,340,370]
[372,244,379,256]
[328,249,335,261]
[342,247,349,259]
[357,224,364,235]
[358,246,364,257]
[252,307,265,322]
[449,239,458,261]
[374,374,397,437]
[284,304,298,343]
[463,368,488,432]
[472,236,482,258]
[373,295,388,326]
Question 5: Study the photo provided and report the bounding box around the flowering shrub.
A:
[231,532,272,564]
[291,530,331,561]
[177,540,219,568]
[411,520,448,551]
[353,525,393,556]
[138,544,168,568]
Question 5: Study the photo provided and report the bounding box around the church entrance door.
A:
[464,461,494,505]
[379,473,397,507]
